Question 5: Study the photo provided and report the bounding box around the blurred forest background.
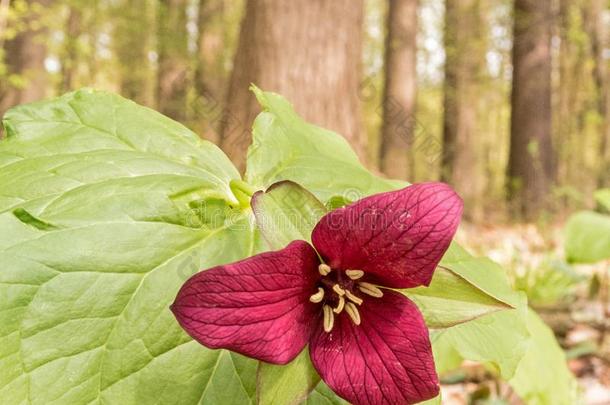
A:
[0,0,608,223]
[1,0,610,403]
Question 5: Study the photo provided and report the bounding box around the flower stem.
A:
[229,179,257,208]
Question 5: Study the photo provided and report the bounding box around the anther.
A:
[309,287,325,303]
[333,296,345,314]
[345,290,363,305]
[345,302,361,325]
[332,284,346,296]
[318,263,331,276]
[323,305,334,332]
[345,269,364,280]
[358,282,384,298]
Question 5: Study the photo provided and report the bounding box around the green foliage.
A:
[0,89,257,404]
[245,86,403,202]
[512,259,584,307]
[508,309,579,404]
[594,188,610,212]
[565,210,610,263]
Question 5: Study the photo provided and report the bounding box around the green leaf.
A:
[245,86,403,202]
[0,90,259,404]
[594,188,610,211]
[303,381,349,405]
[508,309,578,405]
[431,303,529,380]
[257,349,320,405]
[565,210,610,263]
[251,180,327,249]
[405,264,514,329]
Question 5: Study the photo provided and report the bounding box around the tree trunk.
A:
[441,0,485,219]
[220,0,365,171]
[587,0,609,186]
[195,0,228,144]
[157,0,189,122]
[379,0,418,180]
[0,0,50,122]
[60,6,82,92]
[507,0,554,219]
[113,0,154,106]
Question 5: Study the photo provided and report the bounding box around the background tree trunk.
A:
[113,0,154,106]
[587,0,609,187]
[441,0,485,219]
[157,0,189,121]
[507,0,554,219]
[60,5,81,92]
[220,0,366,171]
[195,0,229,144]
[379,0,418,181]
[0,0,51,123]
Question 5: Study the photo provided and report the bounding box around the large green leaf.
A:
[565,210,610,263]
[508,309,578,405]
[251,180,327,249]
[0,90,259,404]
[245,86,403,201]
[405,264,514,328]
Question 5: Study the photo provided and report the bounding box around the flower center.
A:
[309,263,384,333]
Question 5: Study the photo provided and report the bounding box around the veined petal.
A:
[312,182,463,288]
[171,240,321,364]
[310,290,439,405]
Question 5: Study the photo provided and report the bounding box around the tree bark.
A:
[60,5,82,92]
[587,0,609,186]
[379,0,418,180]
[195,0,228,144]
[0,0,50,122]
[507,0,554,219]
[157,0,189,121]
[441,0,485,219]
[220,0,366,171]
[113,0,154,106]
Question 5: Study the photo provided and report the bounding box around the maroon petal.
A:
[171,240,321,364]
[309,290,439,405]
[312,182,463,288]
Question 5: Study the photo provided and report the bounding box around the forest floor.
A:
[440,222,610,404]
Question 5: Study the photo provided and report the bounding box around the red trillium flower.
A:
[171,182,463,405]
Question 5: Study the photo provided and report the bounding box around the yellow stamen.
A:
[333,295,345,314]
[358,282,384,298]
[332,284,346,296]
[318,263,331,276]
[345,269,364,280]
[345,302,361,325]
[345,290,363,305]
[309,287,325,303]
[323,305,334,332]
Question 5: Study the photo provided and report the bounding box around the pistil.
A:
[314,267,383,332]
